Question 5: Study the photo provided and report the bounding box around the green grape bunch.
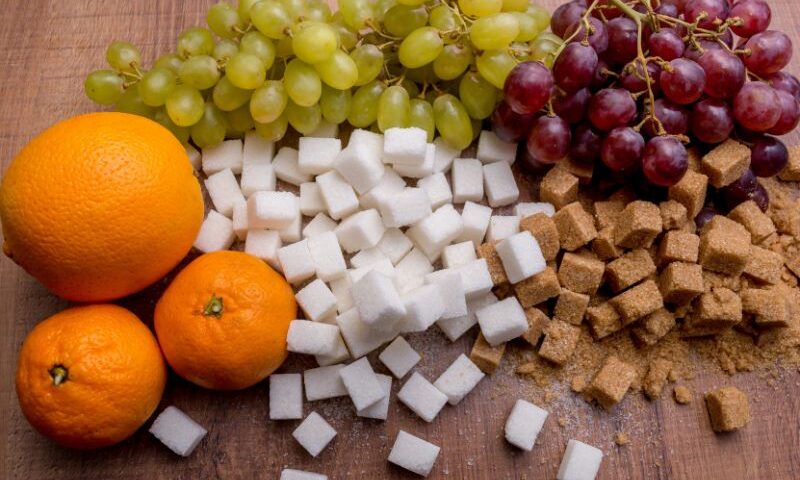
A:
[84,0,557,151]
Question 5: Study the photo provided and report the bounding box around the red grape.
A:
[751,182,769,211]
[503,61,553,115]
[642,136,689,186]
[648,28,685,61]
[742,31,793,75]
[644,99,690,137]
[491,101,535,143]
[766,72,800,101]
[518,146,551,175]
[750,135,788,177]
[767,90,800,136]
[655,3,681,17]
[721,168,758,210]
[604,17,638,65]
[553,88,591,125]
[695,206,719,228]
[683,39,723,62]
[733,82,781,132]
[553,43,599,93]
[660,58,706,105]
[661,0,687,11]
[588,88,637,131]
[571,123,602,164]
[620,61,661,94]
[601,127,645,172]
[691,98,734,144]
[697,49,745,99]
[729,0,771,38]
[684,0,729,30]
[565,17,609,54]
[526,115,572,164]
[552,1,587,38]
[591,59,613,89]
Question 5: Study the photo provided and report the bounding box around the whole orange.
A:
[15,304,167,450]
[154,251,296,390]
[0,112,204,302]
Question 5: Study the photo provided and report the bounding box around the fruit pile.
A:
[496,0,798,214]
[84,0,558,151]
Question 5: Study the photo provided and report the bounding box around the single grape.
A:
[741,30,793,75]
[643,99,689,137]
[695,206,719,229]
[458,0,503,18]
[513,12,543,43]
[178,55,220,90]
[660,58,706,105]
[429,4,459,31]
[553,43,598,93]
[255,113,289,142]
[306,0,333,21]
[553,88,590,125]
[286,100,322,135]
[227,103,256,135]
[642,136,689,186]
[528,32,563,68]
[238,0,260,22]
[84,70,124,105]
[213,76,251,111]
[239,32,276,68]
[377,86,411,131]
[177,27,215,58]
[433,44,473,81]
[730,0,771,38]
[153,108,190,144]
[733,82,781,132]
[648,28,685,61]
[214,39,240,62]
[459,72,498,120]
[503,61,553,115]
[655,3,680,17]
[399,27,444,69]
[154,54,183,74]
[684,0,729,30]
[591,59,612,88]
[338,0,375,30]
[551,1,586,38]
[527,4,552,33]
[250,0,293,39]
[571,123,602,164]
[191,103,227,149]
[564,17,608,54]
[349,45,383,87]
[106,41,141,73]
[604,17,638,65]
[518,147,552,175]
[165,85,205,126]
[620,60,661,94]
[697,49,745,99]
[751,182,769,211]
[601,127,645,172]
[491,100,535,143]
[526,115,571,164]
[291,21,338,65]
[588,88,637,131]
[721,168,758,210]
[332,20,358,50]
[683,39,722,62]
[433,94,474,150]
[409,99,436,141]
[384,4,428,37]
[470,13,520,51]
[319,85,352,124]
[400,79,420,98]
[207,3,245,39]
[690,98,734,143]
[226,52,266,89]
[476,49,516,89]
[502,0,528,12]
[284,59,322,107]
[750,136,788,177]
[315,50,359,90]
[250,80,288,124]
[138,67,177,107]
[767,90,800,135]
[280,0,307,20]
[766,71,800,101]
[348,81,386,128]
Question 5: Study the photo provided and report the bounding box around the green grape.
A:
[116,87,155,118]
[501,0,528,12]
[476,49,516,88]
[292,21,339,64]
[191,102,228,149]
[227,103,256,133]
[315,50,358,90]
[250,80,288,123]
[178,55,220,90]
[397,0,426,5]
[239,31,276,67]
[458,0,502,17]
[286,100,322,135]
[213,75,252,111]
[84,70,124,105]
[433,94,473,150]
[154,54,183,74]
[351,45,383,86]
[320,85,352,124]
[255,112,288,141]
[459,71,497,119]
[377,85,411,131]
[153,108,191,144]
[284,59,322,107]
[250,0,292,39]
[470,13,519,50]
[207,2,245,39]
[276,37,294,58]
[398,27,444,69]
[529,32,561,67]
[138,67,177,107]
[305,0,333,22]
[226,52,266,89]
[376,0,397,17]
[279,0,307,20]
[384,5,428,38]
[401,79,420,98]
[433,43,473,81]
[106,41,141,73]
[166,85,205,126]
[339,0,374,30]
[177,27,215,58]
[348,80,385,128]
[513,12,542,42]
[429,5,458,32]
[405,64,437,84]
[409,99,435,141]
[214,39,240,62]
[332,20,359,50]
[471,118,481,140]
[527,4,551,33]
[237,0,260,22]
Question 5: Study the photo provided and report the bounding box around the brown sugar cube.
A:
[553,202,598,251]
[743,245,783,285]
[699,216,752,275]
[538,320,580,366]
[493,283,515,300]
[660,200,688,230]
[728,200,776,244]
[522,307,550,346]
[554,289,590,325]
[658,230,700,266]
[632,308,677,346]
[701,139,751,188]
[520,213,560,261]
[668,170,708,219]
[588,355,637,410]
[705,387,750,432]
[592,226,622,260]
[741,287,790,328]
[610,279,664,325]
[540,166,579,210]
[586,302,624,340]
[558,252,605,295]
[477,242,508,286]
[659,262,704,304]
[470,333,506,374]
[778,145,800,181]
[562,156,594,184]
[684,287,742,336]
[614,201,663,249]
[514,267,560,308]
[643,359,674,400]
[674,385,693,404]
[594,200,625,230]
[605,249,657,292]
[687,145,702,171]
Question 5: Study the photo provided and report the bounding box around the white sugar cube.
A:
[484,161,520,207]
[304,364,348,401]
[397,372,448,422]
[395,248,434,294]
[203,139,243,175]
[241,162,276,197]
[309,119,338,138]
[300,182,325,217]
[477,130,517,164]
[496,231,546,284]
[280,469,327,480]
[248,191,299,230]
[336,308,396,358]
[424,269,468,320]
[186,144,201,171]
[558,440,604,480]
[407,204,464,258]
[379,187,432,228]
[436,292,498,341]
[243,131,274,165]
[442,241,477,269]
[433,137,460,173]
[402,284,446,333]
[335,209,386,253]
[292,412,336,457]
[316,170,359,220]
[349,258,396,284]
[379,336,421,378]
[348,128,384,161]
[417,172,453,209]
[339,357,386,411]
[194,210,235,252]
[393,142,435,178]
[278,214,302,243]
[278,239,316,284]
[329,275,354,313]
[456,259,494,299]
[315,333,350,366]
[378,228,414,265]
[350,247,389,269]
[335,141,385,194]
[505,399,549,451]
[269,373,303,420]
[244,230,282,269]
[452,158,484,203]
[303,213,338,239]
[232,201,249,240]
[351,270,406,331]
[515,202,556,219]
[308,231,347,282]
[149,406,207,457]
[487,215,520,242]
[434,354,485,405]
[359,167,406,210]
[273,147,312,186]
[287,320,341,356]
[388,431,440,477]
[298,137,341,175]
[296,279,338,321]
[476,297,528,346]
[384,127,428,165]
[205,168,245,218]
[356,373,392,420]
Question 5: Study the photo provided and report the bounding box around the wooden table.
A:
[2,1,800,478]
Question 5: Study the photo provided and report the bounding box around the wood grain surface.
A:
[2,1,800,479]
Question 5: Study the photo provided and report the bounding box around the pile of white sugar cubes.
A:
[147,122,604,480]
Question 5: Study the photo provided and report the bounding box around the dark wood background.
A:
[2,1,800,479]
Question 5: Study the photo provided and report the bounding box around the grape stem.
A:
[550,0,600,62]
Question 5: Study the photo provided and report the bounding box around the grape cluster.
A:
[85,0,558,151]
[494,0,799,214]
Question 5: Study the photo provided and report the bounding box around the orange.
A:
[0,112,204,302]
[154,251,296,390]
[15,304,167,450]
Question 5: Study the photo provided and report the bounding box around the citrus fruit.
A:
[15,304,167,450]
[154,251,296,390]
[0,112,204,302]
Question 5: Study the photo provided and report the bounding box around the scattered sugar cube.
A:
[248,191,299,230]
[452,158,484,203]
[397,372,448,422]
[514,202,555,218]
[240,161,276,197]
[205,168,245,217]
[329,275,354,314]
[505,399,549,451]
[351,269,406,331]
[308,119,338,138]
[269,373,303,420]
[394,142,435,178]
[149,406,207,457]
[359,167,406,210]
[298,137,341,175]
[350,247,389,269]
[378,228,414,265]
[296,279,338,321]
[316,170,360,220]
[380,187,432,228]
[273,147,312,186]
[436,292,498,342]
[476,297,529,346]
[292,412,336,457]
[487,215,521,242]
[278,239,316,284]
[203,139,243,175]
[418,172,453,209]
[243,131,274,165]
[456,259,494,299]
[379,336,421,378]
[402,284,446,333]
[303,213,338,239]
[477,130,516,164]
[335,209,386,253]
[186,144,201,171]
[304,364,348,401]
[287,320,341,356]
[308,231,347,282]
[315,333,349,366]
[232,201,249,240]
[395,248,435,294]
[388,431,440,477]
[349,128,384,162]
[442,241,477,269]
[384,127,428,165]
[335,140,385,194]
[339,357,386,411]
[194,210,235,252]
[407,204,464,258]
[425,270,468,320]
[557,440,604,480]
[336,308,396,358]
[356,373,392,420]
[496,231,546,284]
[349,258,396,284]
[278,214,302,243]
[280,469,328,480]
[244,230,282,269]
[483,161,520,207]
[457,201,492,246]
[300,182,325,217]
[433,137,460,173]
[434,354,485,405]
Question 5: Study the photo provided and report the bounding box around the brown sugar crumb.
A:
[553,202,598,251]
[588,355,637,410]
[540,166,579,210]
[571,375,588,393]
[660,200,689,230]
[684,287,742,336]
[614,432,631,446]
[477,242,508,286]
[778,145,800,181]
[728,200,776,244]
[701,269,742,292]
[606,249,657,292]
[522,307,550,346]
[558,417,568,427]
[554,289,590,326]
[594,200,625,230]
[610,280,664,325]
[493,282,515,300]
[558,252,605,295]
[669,170,709,219]
[514,267,561,308]
[659,262,705,305]
[539,320,581,366]
[592,226,622,260]
[743,245,784,285]
[741,287,790,328]
[586,302,624,340]
[699,216,752,276]
[614,201,663,249]
[674,385,693,404]
[701,139,751,188]
[658,230,700,266]
[705,386,750,432]
[520,213,560,261]
[632,309,677,347]
[563,155,594,184]
[470,333,506,374]
[643,359,674,399]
